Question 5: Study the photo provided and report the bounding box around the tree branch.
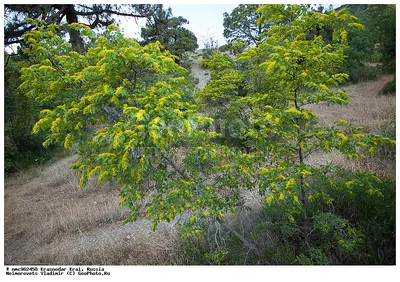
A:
[75,5,150,18]
[161,153,186,178]
[161,152,260,255]
[101,105,122,123]
[4,53,18,68]
[217,219,261,255]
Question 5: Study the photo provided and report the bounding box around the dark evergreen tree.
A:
[5,4,153,52]
[223,4,270,46]
[140,5,198,58]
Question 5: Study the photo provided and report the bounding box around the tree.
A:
[20,21,246,241]
[337,4,396,82]
[141,5,198,58]
[5,4,153,52]
[340,4,396,63]
[196,51,244,142]
[241,4,394,246]
[360,5,396,68]
[223,4,269,46]
[4,53,48,172]
[199,4,394,253]
[19,6,395,261]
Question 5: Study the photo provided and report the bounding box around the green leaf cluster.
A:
[197,4,395,247]
[19,6,395,255]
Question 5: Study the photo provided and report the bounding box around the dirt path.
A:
[186,49,211,89]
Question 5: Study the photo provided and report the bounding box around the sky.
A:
[118,3,342,49]
[118,4,239,49]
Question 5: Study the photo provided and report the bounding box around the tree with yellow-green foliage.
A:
[20,20,244,237]
[197,4,395,251]
[21,4,395,261]
[19,18,275,251]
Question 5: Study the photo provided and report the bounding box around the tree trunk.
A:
[66,5,84,53]
[294,88,309,246]
[53,4,84,53]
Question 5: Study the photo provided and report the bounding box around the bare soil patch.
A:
[186,49,211,89]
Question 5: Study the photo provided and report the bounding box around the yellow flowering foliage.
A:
[285,178,296,189]
[265,195,274,204]
[20,10,395,244]
[136,109,146,121]
[227,6,397,243]
[21,20,245,237]
[285,107,302,115]
[63,133,73,148]
[336,133,348,141]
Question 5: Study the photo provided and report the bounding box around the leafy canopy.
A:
[20,20,244,236]
[5,4,154,52]
[198,4,394,248]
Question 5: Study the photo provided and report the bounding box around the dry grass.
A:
[306,75,395,133]
[33,220,185,265]
[4,154,186,265]
[305,74,396,177]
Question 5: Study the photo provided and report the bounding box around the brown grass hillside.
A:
[4,74,395,265]
[305,74,396,177]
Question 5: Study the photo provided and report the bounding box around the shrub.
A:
[382,79,396,95]
[347,65,380,84]
[235,167,396,265]
[308,168,396,264]
[294,248,332,265]
[380,60,396,74]
[218,44,231,52]
[381,118,395,139]
[4,123,66,173]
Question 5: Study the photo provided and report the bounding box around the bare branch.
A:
[217,219,261,255]
[75,4,149,18]
[101,105,122,123]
